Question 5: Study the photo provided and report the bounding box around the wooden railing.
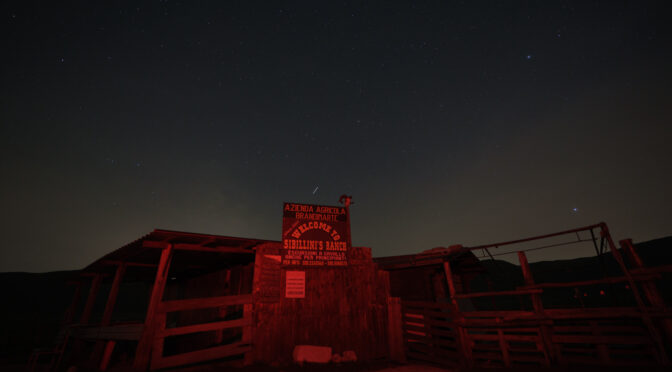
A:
[398,226,672,368]
[149,294,253,370]
[400,300,461,367]
[401,300,671,368]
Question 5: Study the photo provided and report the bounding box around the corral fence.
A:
[394,223,672,368]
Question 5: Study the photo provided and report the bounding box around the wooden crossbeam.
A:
[157,294,252,313]
[142,240,255,254]
[158,318,250,338]
[453,288,543,299]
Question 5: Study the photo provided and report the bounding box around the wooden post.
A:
[621,238,672,349]
[590,320,610,363]
[91,264,127,364]
[102,264,126,325]
[133,244,173,371]
[517,251,553,365]
[497,329,510,367]
[242,303,254,366]
[621,239,666,307]
[63,281,82,325]
[601,224,669,364]
[443,261,472,367]
[442,261,458,308]
[150,312,167,370]
[99,340,116,371]
[387,297,406,363]
[80,274,102,324]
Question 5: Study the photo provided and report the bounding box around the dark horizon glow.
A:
[1,1,671,272]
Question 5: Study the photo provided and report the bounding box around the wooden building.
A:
[30,219,672,371]
[38,228,397,371]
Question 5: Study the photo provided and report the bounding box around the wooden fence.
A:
[146,294,253,370]
[397,225,672,368]
[401,301,669,367]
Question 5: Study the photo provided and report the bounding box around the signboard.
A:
[282,202,350,267]
[285,271,306,298]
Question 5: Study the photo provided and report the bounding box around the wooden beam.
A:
[242,303,253,366]
[621,238,672,353]
[387,297,406,363]
[157,294,252,313]
[442,261,458,308]
[91,264,127,364]
[99,341,116,371]
[498,329,510,367]
[518,251,554,364]
[601,224,669,364]
[133,244,173,371]
[173,243,255,254]
[551,334,652,345]
[158,318,250,337]
[150,312,167,369]
[101,264,125,326]
[63,281,82,325]
[517,274,660,289]
[460,310,536,318]
[453,288,543,299]
[80,274,102,324]
[443,261,472,368]
[142,240,255,254]
[544,307,641,319]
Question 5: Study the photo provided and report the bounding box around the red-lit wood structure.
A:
[43,229,394,371]
[376,223,672,368]
[37,222,671,370]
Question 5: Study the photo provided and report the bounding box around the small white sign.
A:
[285,271,305,298]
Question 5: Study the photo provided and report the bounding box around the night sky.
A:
[2,1,671,272]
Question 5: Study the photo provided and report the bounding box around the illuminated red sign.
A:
[281,202,350,267]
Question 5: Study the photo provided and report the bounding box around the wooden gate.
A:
[149,294,253,370]
[400,300,462,367]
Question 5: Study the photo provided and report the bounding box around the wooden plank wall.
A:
[251,243,391,365]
